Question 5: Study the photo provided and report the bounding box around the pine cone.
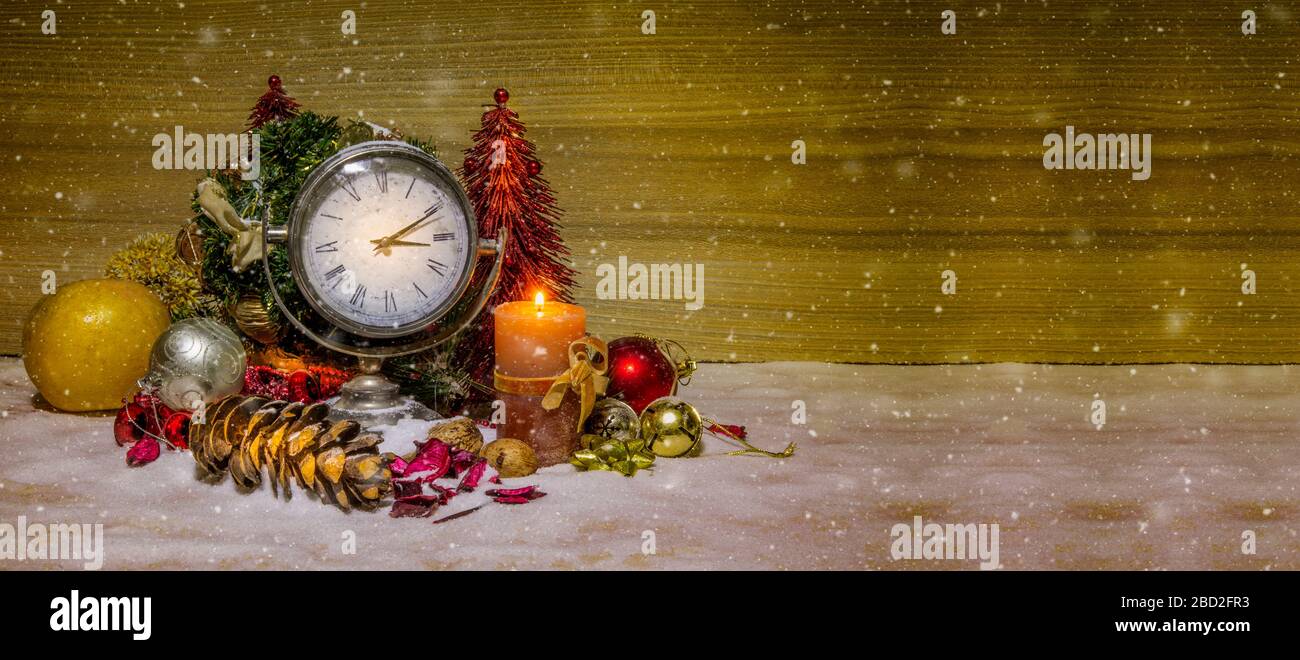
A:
[190,395,392,511]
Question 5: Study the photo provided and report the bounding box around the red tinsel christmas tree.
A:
[456,88,578,382]
[247,75,301,128]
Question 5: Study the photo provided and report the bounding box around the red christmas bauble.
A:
[162,410,191,450]
[113,402,149,447]
[606,336,679,413]
[527,160,542,176]
[268,74,282,89]
[494,88,510,105]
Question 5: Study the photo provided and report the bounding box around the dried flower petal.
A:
[389,499,438,518]
[486,485,543,499]
[387,453,409,477]
[428,484,457,504]
[493,494,546,504]
[457,459,487,492]
[392,479,423,500]
[449,449,478,474]
[126,437,161,466]
[405,439,451,480]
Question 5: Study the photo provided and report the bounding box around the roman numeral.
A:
[374,169,388,194]
[339,176,361,202]
[431,232,455,242]
[426,259,446,277]
[404,177,416,199]
[384,290,397,313]
[420,202,443,222]
[320,213,342,221]
[350,285,367,308]
[315,241,339,253]
[412,282,427,298]
[324,265,346,279]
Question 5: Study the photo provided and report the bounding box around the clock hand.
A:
[371,203,443,249]
[379,218,426,243]
[372,238,432,257]
[371,218,436,252]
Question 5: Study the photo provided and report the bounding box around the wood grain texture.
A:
[1,0,1298,362]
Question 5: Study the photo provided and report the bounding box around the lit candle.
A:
[494,292,587,466]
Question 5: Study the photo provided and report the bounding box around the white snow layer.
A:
[1,358,1298,570]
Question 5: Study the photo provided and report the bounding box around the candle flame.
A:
[534,292,545,315]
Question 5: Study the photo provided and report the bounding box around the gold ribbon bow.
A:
[571,434,656,477]
[541,337,609,431]
[493,337,609,432]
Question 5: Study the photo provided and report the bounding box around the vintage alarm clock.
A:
[264,140,504,421]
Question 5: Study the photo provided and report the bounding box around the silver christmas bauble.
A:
[583,398,641,442]
[145,318,246,411]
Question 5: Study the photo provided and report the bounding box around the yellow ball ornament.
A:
[640,396,703,458]
[22,278,171,411]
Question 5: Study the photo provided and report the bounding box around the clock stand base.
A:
[327,357,443,430]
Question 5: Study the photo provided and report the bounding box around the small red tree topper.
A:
[248,74,301,129]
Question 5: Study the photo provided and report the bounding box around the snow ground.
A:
[1,358,1297,570]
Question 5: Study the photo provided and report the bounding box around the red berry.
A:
[162,411,192,450]
[268,74,282,89]
[288,370,321,403]
[527,160,542,176]
[463,156,476,173]
[131,391,173,437]
[113,403,148,447]
[494,88,509,105]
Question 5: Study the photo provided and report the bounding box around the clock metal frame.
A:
[287,141,478,340]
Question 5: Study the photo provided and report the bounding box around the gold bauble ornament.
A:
[481,438,538,477]
[174,219,205,271]
[22,279,171,411]
[338,122,377,147]
[640,396,703,458]
[229,294,283,344]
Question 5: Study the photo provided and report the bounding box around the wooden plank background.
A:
[1,0,1298,363]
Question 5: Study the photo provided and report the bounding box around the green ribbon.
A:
[571,434,656,477]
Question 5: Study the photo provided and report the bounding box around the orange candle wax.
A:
[494,294,586,378]
[494,294,587,466]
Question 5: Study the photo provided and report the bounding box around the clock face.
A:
[291,144,474,338]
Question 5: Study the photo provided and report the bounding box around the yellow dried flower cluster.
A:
[104,232,212,319]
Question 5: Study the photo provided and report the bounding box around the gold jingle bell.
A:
[640,396,702,458]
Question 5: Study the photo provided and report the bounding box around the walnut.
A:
[424,417,484,454]
[481,438,538,478]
